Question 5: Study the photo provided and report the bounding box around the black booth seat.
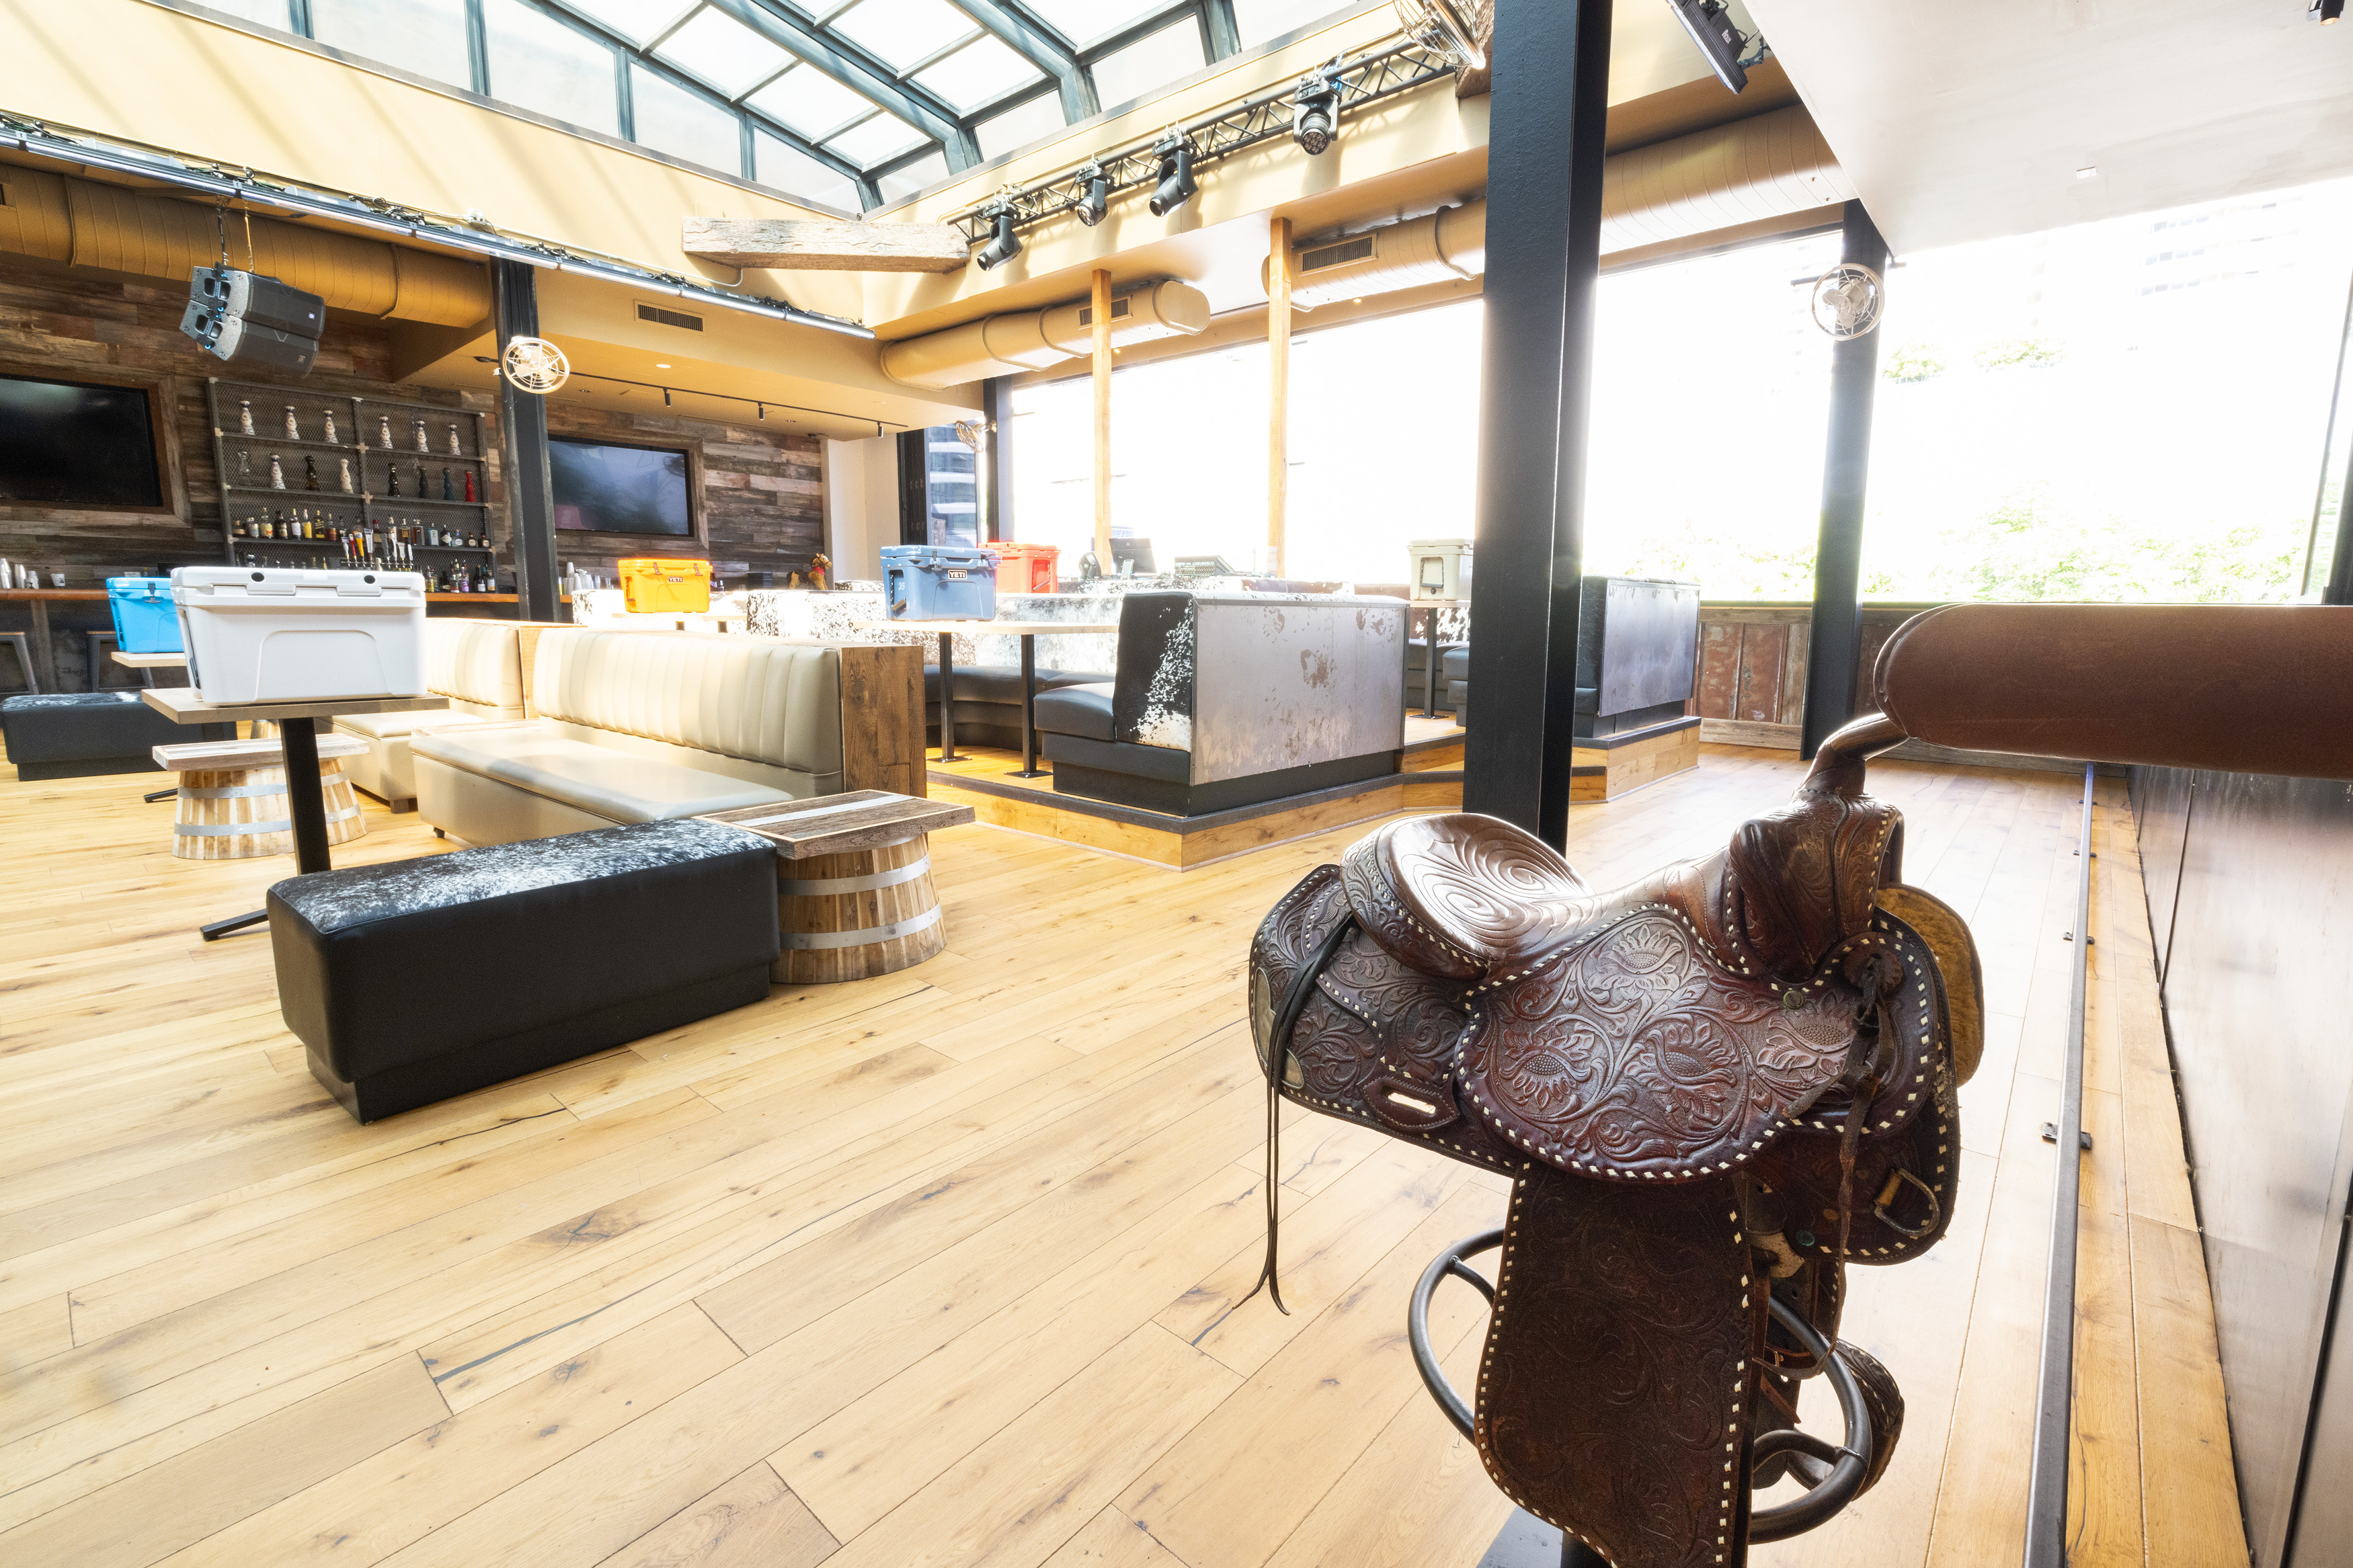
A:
[924,663,1107,751]
[1,692,233,779]
[270,817,779,1122]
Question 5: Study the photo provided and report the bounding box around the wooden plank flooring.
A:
[0,743,2243,1565]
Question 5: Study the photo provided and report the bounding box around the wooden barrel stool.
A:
[153,735,371,860]
[699,791,976,985]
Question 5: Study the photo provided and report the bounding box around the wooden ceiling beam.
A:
[682,217,970,272]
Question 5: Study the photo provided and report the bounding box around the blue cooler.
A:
[106,577,183,653]
[881,545,998,620]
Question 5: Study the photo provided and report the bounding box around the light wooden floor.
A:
[0,744,2245,1567]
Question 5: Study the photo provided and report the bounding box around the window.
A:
[558,0,695,46]
[629,62,744,173]
[652,6,791,99]
[1090,19,1205,110]
[912,35,1044,114]
[1019,1,1168,51]
[755,130,859,212]
[746,66,876,142]
[973,92,1066,163]
[829,0,978,73]
[484,0,621,136]
[876,151,949,205]
[202,0,294,27]
[310,0,471,89]
[825,112,926,169]
[551,438,692,535]
[1233,0,1349,48]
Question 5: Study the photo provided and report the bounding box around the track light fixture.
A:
[1074,162,1109,226]
[1292,63,1343,155]
[2316,0,2344,22]
[1665,0,1751,93]
[1148,131,1196,218]
[975,199,1022,270]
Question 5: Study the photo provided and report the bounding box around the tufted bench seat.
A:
[336,618,538,813]
[271,817,779,1121]
[413,722,794,841]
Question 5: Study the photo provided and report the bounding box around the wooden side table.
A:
[153,734,372,860]
[701,791,975,984]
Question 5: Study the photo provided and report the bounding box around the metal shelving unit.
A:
[205,378,493,573]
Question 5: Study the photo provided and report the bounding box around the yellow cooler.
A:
[619,557,713,614]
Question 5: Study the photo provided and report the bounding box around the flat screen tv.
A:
[549,437,692,536]
[0,375,163,506]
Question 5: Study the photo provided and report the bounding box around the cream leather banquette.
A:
[411,628,872,848]
[336,618,530,812]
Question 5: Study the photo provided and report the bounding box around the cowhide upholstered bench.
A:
[270,817,780,1122]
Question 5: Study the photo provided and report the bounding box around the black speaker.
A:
[181,267,323,373]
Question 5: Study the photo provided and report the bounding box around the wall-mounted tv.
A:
[549,437,692,536]
[0,375,163,506]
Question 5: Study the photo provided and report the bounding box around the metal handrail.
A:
[2024,763,2098,1565]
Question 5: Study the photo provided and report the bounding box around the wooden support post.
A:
[1092,267,1114,571]
[1267,215,1291,578]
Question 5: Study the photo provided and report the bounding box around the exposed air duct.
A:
[1267,105,1855,309]
[880,279,1211,390]
[0,165,491,326]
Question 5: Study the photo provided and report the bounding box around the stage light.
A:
[1292,65,1343,155]
[1665,0,1749,93]
[1148,132,1195,218]
[2316,0,2344,22]
[975,200,1022,270]
[1074,163,1109,226]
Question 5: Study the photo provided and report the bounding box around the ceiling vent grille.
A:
[1300,235,1377,274]
[636,302,705,331]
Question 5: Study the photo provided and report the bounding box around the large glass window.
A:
[1091,19,1205,110]
[484,0,621,136]
[1234,0,1350,48]
[755,130,859,212]
[310,0,471,89]
[973,93,1066,163]
[628,61,744,173]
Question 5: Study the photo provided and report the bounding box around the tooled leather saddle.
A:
[1246,717,1983,1568]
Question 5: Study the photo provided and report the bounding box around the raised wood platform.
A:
[1572,714,1703,800]
[0,737,2249,1568]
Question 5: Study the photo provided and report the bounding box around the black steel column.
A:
[984,374,1015,542]
[493,259,559,622]
[2325,434,2353,605]
[1799,202,1891,757]
[1461,0,1612,850]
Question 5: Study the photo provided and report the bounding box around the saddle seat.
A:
[1246,720,1983,1568]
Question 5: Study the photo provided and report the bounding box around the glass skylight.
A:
[911,34,1044,113]
[1018,1,1174,52]
[1091,18,1205,110]
[876,150,950,204]
[653,7,791,99]
[557,0,696,47]
[755,129,861,212]
[745,64,877,140]
[629,61,744,171]
[1234,0,1349,48]
[485,0,623,136]
[311,0,473,90]
[973,91,1066,161]
[824,111,927,166]
[827,0,978,74]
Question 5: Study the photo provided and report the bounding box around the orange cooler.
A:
[987,542,1061,593]
[619,557,712,613]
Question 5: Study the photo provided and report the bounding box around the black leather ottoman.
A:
[1,692,233,780]
[270,817,781,1122]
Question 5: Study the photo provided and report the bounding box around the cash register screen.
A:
[0,375,162,506]
[550,437,692,536]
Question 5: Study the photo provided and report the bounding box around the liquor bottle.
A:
[238,399,256,436]
[237,450,250,483]
[447,422,462,456]
[387,463,400,497]
[442,467,454,501]
[338,457,354,494]
[463,470,477,503]
[413,461,427,496]
[323,410,339,446]
[268,453,286,490]
[231,515,245,539]
[284,405,300,440]
[303,456,319,491]
[378,415,393,450]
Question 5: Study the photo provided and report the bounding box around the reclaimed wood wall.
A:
[0,257,826,589]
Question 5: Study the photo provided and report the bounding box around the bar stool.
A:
[0,630,37,694]
[87,630,141,690]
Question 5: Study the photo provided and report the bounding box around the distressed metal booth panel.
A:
[1575,576,1699,737]
[2134,766,2353,1566]
[1186,594,1404,786]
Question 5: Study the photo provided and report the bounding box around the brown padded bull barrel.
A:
[1874,603,2353,780]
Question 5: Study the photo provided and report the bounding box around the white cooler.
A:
[1407,538,1472,601]
[173,566,428,704]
